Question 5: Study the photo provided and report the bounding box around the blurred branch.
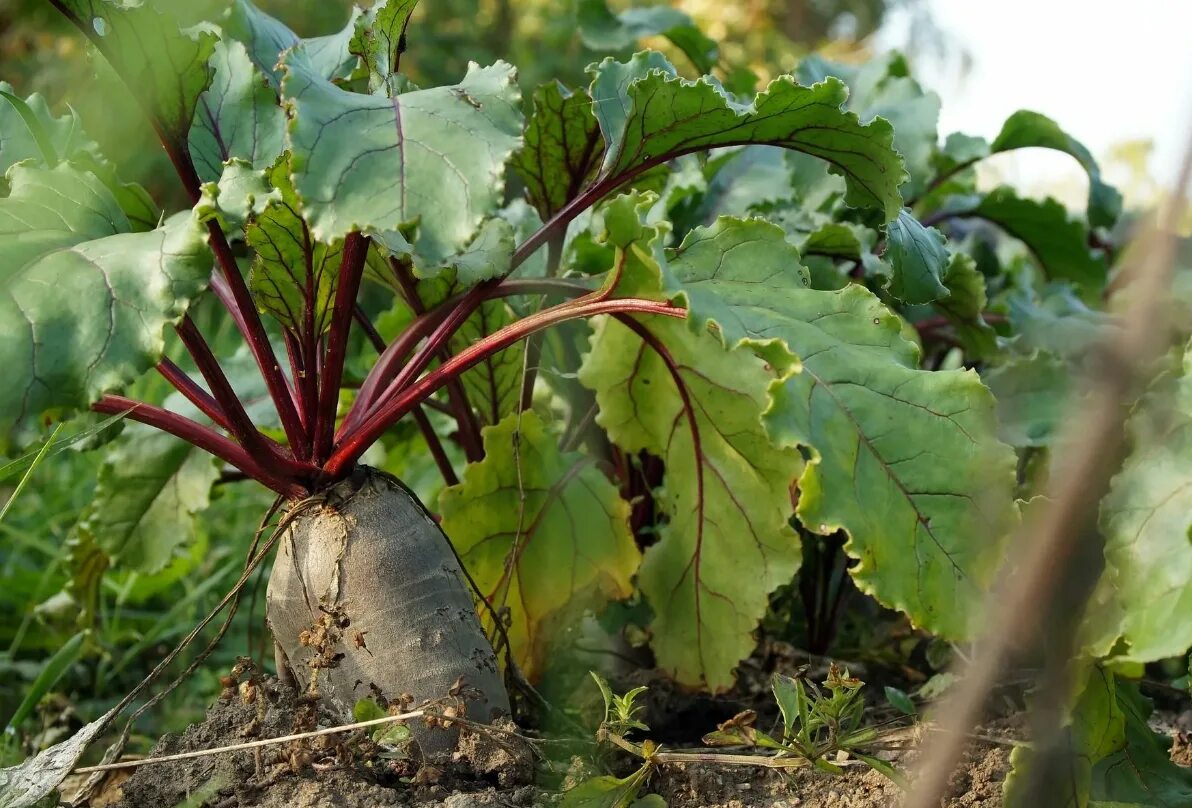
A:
[904,118,1192,808]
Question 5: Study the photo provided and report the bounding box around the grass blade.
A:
[0,411,130,487]
[0,424,64,524]
[4,630,87,732]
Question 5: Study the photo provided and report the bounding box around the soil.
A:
[88,655,1188,808]
[109,676,537,808]
[646,744,1009,808]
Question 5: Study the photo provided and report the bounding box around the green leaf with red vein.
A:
[281,48,522,266]
[578,204,802,689]
[0,163,211,452]
[245,158,343,333]
[439,411,639,679]
[188,37,286,184]
[512,81,604,221]
[450,300,523,426]
[662,217,1018,641]
[588,52,906,221]
[349,0,419,95]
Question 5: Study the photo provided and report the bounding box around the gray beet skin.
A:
[266,467,509,754]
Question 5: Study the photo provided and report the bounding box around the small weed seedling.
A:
[704,665,905,784]
[591,672,650,737]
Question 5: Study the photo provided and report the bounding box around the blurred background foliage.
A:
[0,0,939,206]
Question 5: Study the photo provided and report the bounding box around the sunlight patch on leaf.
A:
[440,412,639,679]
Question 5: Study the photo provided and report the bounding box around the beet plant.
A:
[4,0,1192,803]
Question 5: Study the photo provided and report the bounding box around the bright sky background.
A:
[877,0,1192,201]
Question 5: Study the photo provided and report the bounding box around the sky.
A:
[877,0,1192,200]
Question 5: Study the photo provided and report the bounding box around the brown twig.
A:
[72,711,426,774]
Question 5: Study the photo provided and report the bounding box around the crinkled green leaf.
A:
[991,110,1122,229]
[982,353,1070,448]
[188,37,286,184]
[579,208,802,689]
[799,222,869,260]
[440,412,639,678]
[794,220,875,290]
[282,51,522,262]
[577,0,718,74]
[663,217,1017,641]
[928,112,1121,230]
[858,76,939,197]
[933,131,989,178]
[935,252,997,357]
[589,52,906,221]
[246,159,343,332]
[0,89,160,231]
[441,216,515,286]
[195,158,278,233]
[699,146,796,219]
[71,153,162,233]
[77,424,219,574]
[798,53,940,196]
[941,187,1107,294]
[0,164,211,451]
[225,0,362,88]
[1088,345,1192,663]
[884,209,950,304]
[512,81,604,221]
[349,0,419,95]
[54,0,221,140]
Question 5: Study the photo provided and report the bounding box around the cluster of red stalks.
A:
[91,141,685,500]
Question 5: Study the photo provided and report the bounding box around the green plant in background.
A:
[1,1,1191,806]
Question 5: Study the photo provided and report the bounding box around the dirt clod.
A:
[454,719,534,787]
